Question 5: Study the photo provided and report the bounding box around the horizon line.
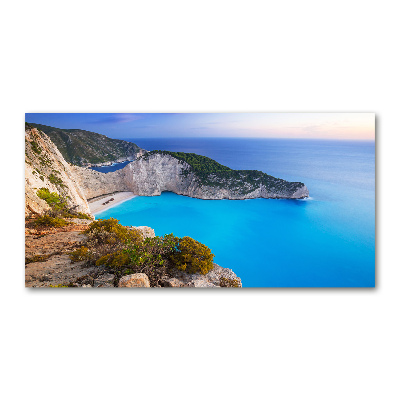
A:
[25,121,375,142]
[120,136,376,141]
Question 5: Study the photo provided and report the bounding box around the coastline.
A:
[88,191,136,215]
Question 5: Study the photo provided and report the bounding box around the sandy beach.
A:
[88,191,136,215]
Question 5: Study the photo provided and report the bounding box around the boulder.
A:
[128,226,156,238]
[171,263,242,287]
[162,277,185,287]
[94,273,115,287]
[118,273,150,287]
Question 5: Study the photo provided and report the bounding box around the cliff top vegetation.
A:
[26,123,141,166]
[69,218,215,286]
[141,150,305,194]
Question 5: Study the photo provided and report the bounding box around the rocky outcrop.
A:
[73,153,309,200]
[25,222,158,287]
[118,273,151,287]
[25,126,92,217]
[165,263,242,287]
[71,166,131,200]
[93,274,115,287]
[129,226,156,238]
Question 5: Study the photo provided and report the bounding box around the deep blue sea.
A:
[95,138,375,287]
[90,160,131,173]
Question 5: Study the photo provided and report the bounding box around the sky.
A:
[25,113,375,140]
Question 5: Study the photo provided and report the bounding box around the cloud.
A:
[92,114,143,124]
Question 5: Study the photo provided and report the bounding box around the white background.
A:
[1,1,399,399]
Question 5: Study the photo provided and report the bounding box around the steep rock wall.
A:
[25,127,92,216]
[73,153,309,200]
[71,166,131,200]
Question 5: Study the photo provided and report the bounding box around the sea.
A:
[94,138,375,287]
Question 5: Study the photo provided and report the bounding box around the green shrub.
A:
[36,188,66,210]
[49,284,73,288]
[30,140,42,154]
[48,173,64,186]
[84,223,179,286]
[96,251,131,268]
[25,254,51,264]
[84,218,143,245]
[32,215,70,228]
[125,234,178,268]
[171,236,214,275]
[36,188,86,219]
[75,212,92,220]
[69,246,91,262]
[64,218,215,286]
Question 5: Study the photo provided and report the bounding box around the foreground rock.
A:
[118,273,151,287]
[167,263,242,287]
[25,229,97,287]
[94,273,116,287]
[25,222,242,287]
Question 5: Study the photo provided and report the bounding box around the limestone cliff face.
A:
[71,166,131,200]
[73,153,309,200]
[25,127,92,216]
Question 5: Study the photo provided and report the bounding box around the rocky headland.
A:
[25,123,309,288]
[72,151,309,201]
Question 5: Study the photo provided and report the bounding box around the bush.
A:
[30,140,42,154]
[32,215,70,228]
[126,234,178,267]
[84,218,143,246]
[69,246,91,262]
[49,284,73,288]
[96,251,131,268]
[93,233,179,286]
[36,188,91,219]
[48,173,64,186]
[36,188,66,211]
[65,218,215,286]
[25,254,51,264]
[75,212,92,220]
[171,236,214,275]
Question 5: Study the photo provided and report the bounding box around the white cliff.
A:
[73,153,309,200]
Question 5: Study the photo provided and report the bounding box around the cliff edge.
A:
[73,151,309,201]
[25,124,92,217]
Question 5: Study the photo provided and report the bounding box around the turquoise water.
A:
[96,138,375,287]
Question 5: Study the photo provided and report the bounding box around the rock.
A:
[94,273,115,287]
[171,263,242,287]
[118,273,150,288]
[162,277,185,287]
[73,152,308,201]
[71,166,131,200]
[25,127,92,217]
[191,276,217,287]
[135,226,156,238]
[129,226,155,238]
[204,264,242,287]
